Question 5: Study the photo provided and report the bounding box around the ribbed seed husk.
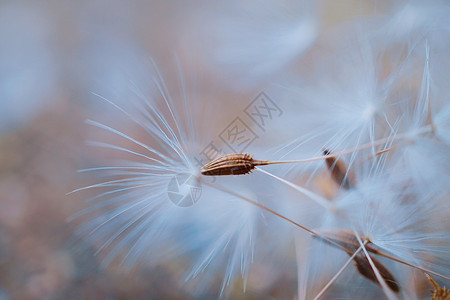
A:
[201,153,269,176]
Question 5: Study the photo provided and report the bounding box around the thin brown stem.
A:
[262,125,432,166]
[375,250,450,281]
[200,177,346,252]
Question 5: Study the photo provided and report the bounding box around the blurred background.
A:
[0,1,421,299]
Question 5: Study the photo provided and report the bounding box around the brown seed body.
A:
[314,228,399,293]
[323,149,354,189]
[200,153,269,176]
[353,253,400,293]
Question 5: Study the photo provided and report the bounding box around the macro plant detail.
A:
[69,1,450,299]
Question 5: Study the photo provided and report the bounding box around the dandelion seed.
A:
[335,168,450,282]
[70,60,281,295]
[313,228,400,293]
[352,252,400,293]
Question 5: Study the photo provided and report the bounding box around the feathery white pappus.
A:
[69,59,298,297]
[69,2,450,298]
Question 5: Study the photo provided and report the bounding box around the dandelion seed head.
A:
[336,168,450,281]
[71,56,305,296]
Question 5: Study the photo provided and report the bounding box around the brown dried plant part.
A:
[312,229,449,284]
[427,274,450,300]
[352,252,400,293]
[375,145,399,156]
[314,228,399,293]
[200,153,269,176]
[323,149,354,189]
[314,228,380,254]
[315,171,338,200]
